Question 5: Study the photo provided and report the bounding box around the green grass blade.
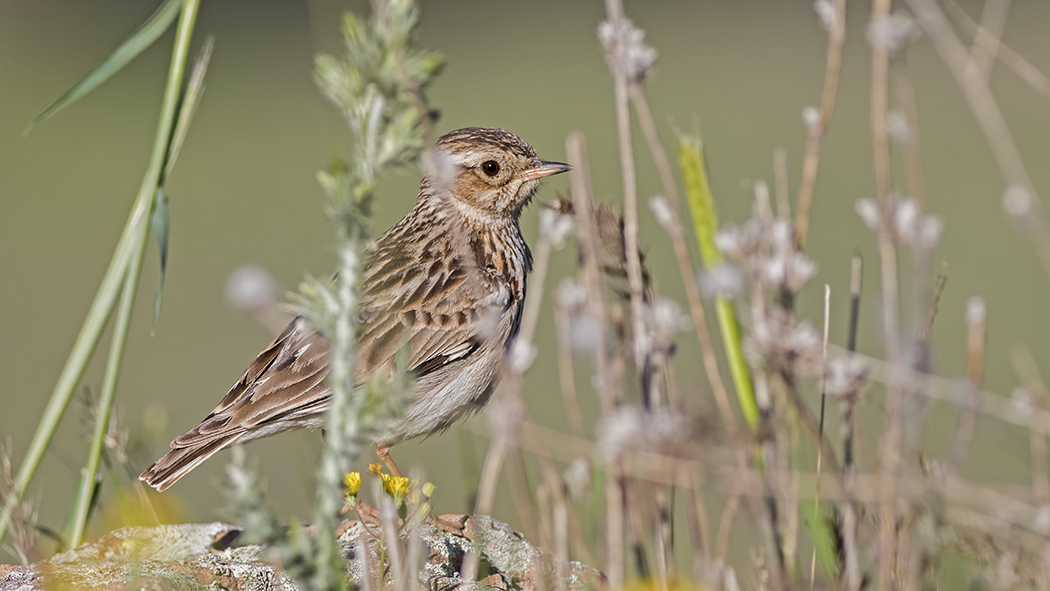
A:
[151,188,169,328]
[164,36,213,180]
[678,135,760,430]
[152,37,213,328]
[25,0,185,132]
[0,0,202,548]
[67,239,145,548]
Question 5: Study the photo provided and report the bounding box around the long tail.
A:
[139,433,243,492]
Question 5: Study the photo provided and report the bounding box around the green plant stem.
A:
[678,136,759,430]
[0,0,201,547]
[714,298,758,429]
[68,233,146,548]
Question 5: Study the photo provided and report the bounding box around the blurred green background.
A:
[2,0,1050,562]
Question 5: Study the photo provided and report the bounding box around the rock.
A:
[0,516,603,591]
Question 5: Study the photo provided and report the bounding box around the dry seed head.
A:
[225,264,280,312]
[855,198,881,231]
[770,219,793,250]
[1035,505,1050,534]
[749,319,823,373]
[894,198,919,235]
[867,12,921,56]
[715,220,766,263]
[966,296,986,327]
[887,109,910,143]
[763,251,818,293]
[427,146,457,193]
[802,106,821,131]
[814,0,838,32]
[825,355,869,399]
[486,396,521,435]
[598,18,658,83]
[715,227,747,259]
[556,277,588,310]
[538,207,574,248]
[569,315,602,354]
[474,304,503,341]
[918,216,944,249]
[649,195,674,229]
[699,263,744,299]
[562,458,591,500]
[892,198,943,249]
[599,406,692,456]
[508,340,537,374]
[1011,387,1034,416]
[1003,184,1033,218]
[643,297,688,354]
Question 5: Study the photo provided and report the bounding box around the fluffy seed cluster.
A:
[598,18,658,84]
[747,320,824,376]
[855,196,943,250]
[599,406,694,457]
[642,297,689,357]
[824,355,869,400]
[717,218,818,295]
[867,12,921,57]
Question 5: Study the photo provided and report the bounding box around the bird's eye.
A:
[481,160,501,176]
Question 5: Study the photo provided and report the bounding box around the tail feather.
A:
[139,433,243,492]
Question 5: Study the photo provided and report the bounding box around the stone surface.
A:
[0,516,603,590]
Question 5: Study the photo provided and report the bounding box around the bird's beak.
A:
[520,160,572,182]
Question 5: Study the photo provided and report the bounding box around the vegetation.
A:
[5,0,1050,590]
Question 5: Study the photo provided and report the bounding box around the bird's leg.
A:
[376,446,403,477]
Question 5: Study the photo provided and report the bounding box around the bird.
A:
[140,127,571,492]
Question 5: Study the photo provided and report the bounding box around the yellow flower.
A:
[369,463,384,476]
[384,475,411,504]
[343,472,361,496]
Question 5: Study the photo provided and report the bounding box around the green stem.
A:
[0,0,201,548]
[67,231,146,548]
[714,298,759,429]
[678,135,759,431]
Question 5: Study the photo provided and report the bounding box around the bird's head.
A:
[426,127,571,220]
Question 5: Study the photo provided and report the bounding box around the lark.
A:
[140,128,569,491]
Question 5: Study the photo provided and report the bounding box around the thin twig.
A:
[810,284,831,588]
[357,530,374,591]
[554,297,587,439]
[795,0,847,248]
[683,472,711,563]
[629,84,738,436]
[950,297,986,472]
[908,0,1050,280]
[870,1,903,587]
[553,484,571,591]
[891,59,927,210]
[918,264,948,345]
[937,0,1050,100]
[463,433,508,581]
[378,495,403,588]
[773,148,790,221]
[602,0,649,385]
[967,0,1013,83]
[843,258,863,591]
[1011,347,1050,503]
[567,133,617,414]
[716,493,741,563]
[778,370,842,478]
